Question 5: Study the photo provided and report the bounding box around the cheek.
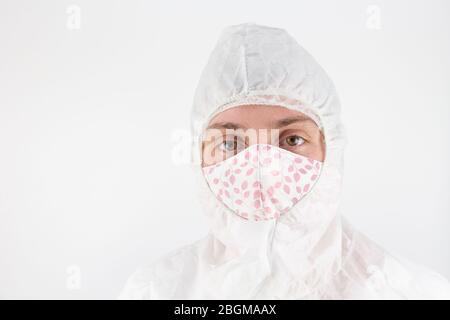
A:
[201,144,212,167]
[314,136,326,162]
[202,144,226,167]
[304,138,325,162]
[202,148,214,167]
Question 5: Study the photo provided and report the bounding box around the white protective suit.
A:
[119,23,450,299]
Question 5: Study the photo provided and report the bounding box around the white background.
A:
[0,0,449,299]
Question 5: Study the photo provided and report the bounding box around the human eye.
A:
[283,134,306,147]
[219,139,237,152]
[217,136,246,155]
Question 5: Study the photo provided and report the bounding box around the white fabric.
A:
[119,23,450,299]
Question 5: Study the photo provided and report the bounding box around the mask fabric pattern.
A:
[203,144,322,221]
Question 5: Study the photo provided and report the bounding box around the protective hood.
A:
[118,23,450,300]
[189,23,347,298]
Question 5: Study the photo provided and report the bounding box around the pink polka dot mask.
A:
[202,144,323,221]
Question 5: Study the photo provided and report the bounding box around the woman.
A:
[119,23,450,299]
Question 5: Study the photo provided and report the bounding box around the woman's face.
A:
[202,105,325,167]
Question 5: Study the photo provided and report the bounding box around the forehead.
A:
[208,104,317,129]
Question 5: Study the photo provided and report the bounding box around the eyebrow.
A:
[207,122,246,130]
[274,115,312,127]
[206,115,313,130]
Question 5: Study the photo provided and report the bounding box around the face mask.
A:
[202,144,323,221]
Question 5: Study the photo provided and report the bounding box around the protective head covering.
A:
[118,23,450,300]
